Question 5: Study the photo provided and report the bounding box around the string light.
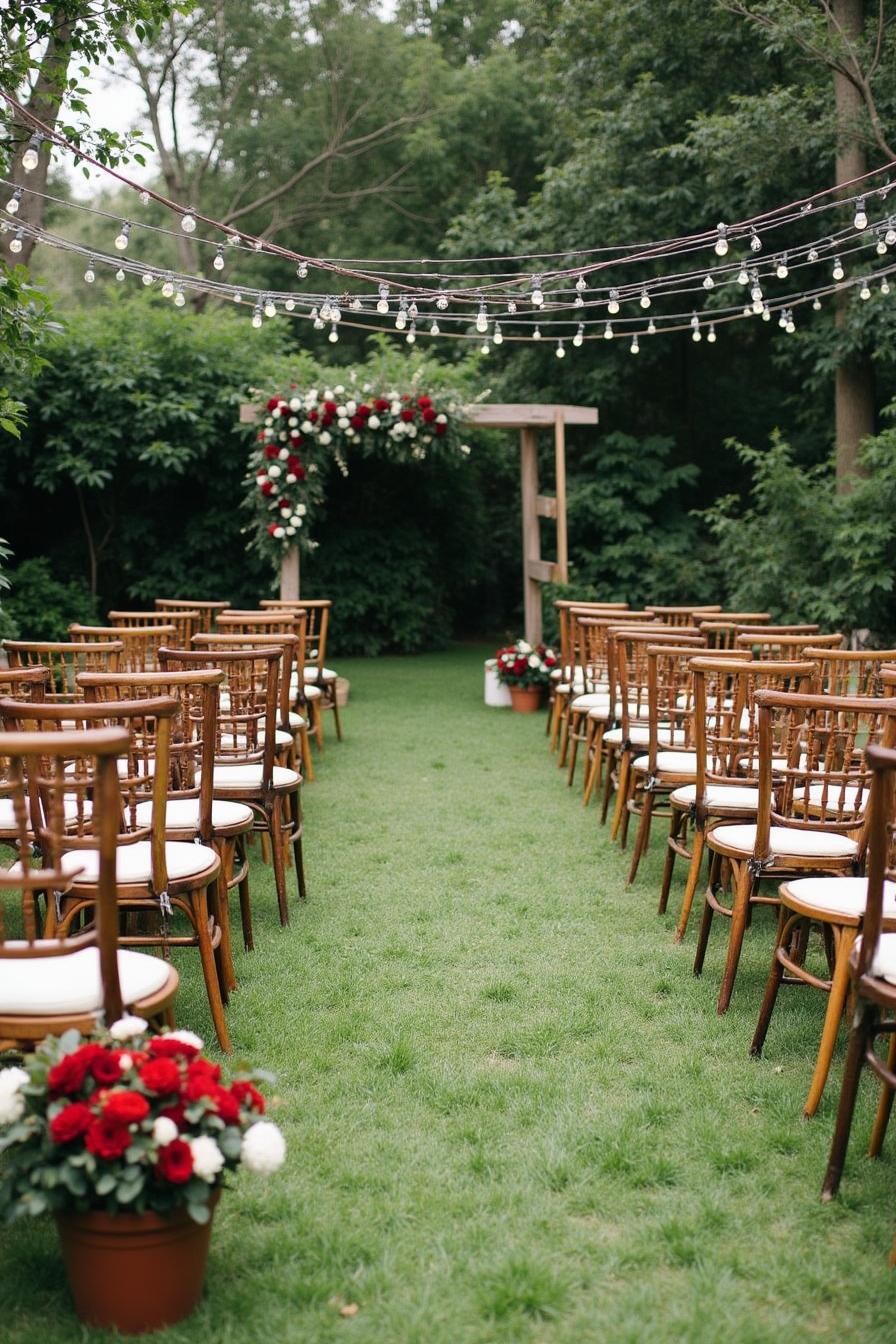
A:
[886,221,896,246]
[812,296,822,310]
[703,273,714,289]
[876,232,888,256]
[640,287,651,308]
[630,333,639,354]
[808,246,819,262]
[180,211,196,233]
[506,298,516,314]
[860,278,871,300]
[174,285,186,307]
[882,277,891,295]
[115,267,125,281]
[737,265,749,285]
[556,339,565,358]
[114,221,130,250]
[142,271,154,286]
[531,275,544,307]
[493,322,503,345]
[762,301,771,321]
[213,245,225,270]
[603,321,613,339]
[647,318,656,334]
[607,289,620,314]
[574,292,584,308]
[785,310,795,333]
[832,257,845,280]
[9,228,23,253]
[480,340,490,354]
[430,319,440,335]
[21,133,41,172]
[139,190,150,205]
[775,252,789,279]
[376,283,389,314]
[405,321,416,344]
[532,325,541,340]
[573,324,584,347]
[296,260,308,277]
[233,292,243,304]
[750,227,762,252]
[264,297,277,318]
[251,303,263,329]
[707,323,717,343]
[284,298,295,311]
[437,293,450,310]
[350,297,362,310]
[83,257,95,283]
[161,274,174,297]
[408,300,418,318]
[475,301,488,333]
[854,198,868,230]
[715,223,729,257]
[329,323,339,343]
[691,312,701,341]
[5,187,22,214]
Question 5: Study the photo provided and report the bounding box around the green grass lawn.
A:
[4,645,896,1342]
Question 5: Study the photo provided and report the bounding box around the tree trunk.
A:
[2,9,75,267]
[831,0,874,491]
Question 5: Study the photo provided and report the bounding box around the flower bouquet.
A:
[494,640,558,712]
[0,1018,286,1332]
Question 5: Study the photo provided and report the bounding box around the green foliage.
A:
[0,557,98,643]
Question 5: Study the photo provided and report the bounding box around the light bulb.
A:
[778,311,788,329]
[376,298,389,314]
[647,318,656,335]
[630,335,639,354]
[296,260,308,277]
[776,254,789,279]
[320,299,332,321]
[574,293,584,308]
[233,292,243,304]
[264,299,276,318]
[430,320,440,335]
[743,304,752,317]
[480,341,490,354]
[785,314,795,333]
[329,324,339,342]
[5,188,22,214]
[181,212,196,233]
[603,322,613,340]
[21,134,41,172]
[692,328,702,342]
[715,223,729,257]
[395,310,407,330]
[142,271,154,286]
[881,278,891,296]
[752,297,763,314]
[9,229,23,254]
[531,276,543,306]
[690,313,699,331]
[573,324,584,347]
[737,266,749,285]
[408,301,418,318]
[114,221,130,250]
[556,340,565,358]
[309,306,318,320]
[252,306,263,329]
[476,302,488,334]
[313,316,324,329]
[607,289,620,315]
[213,246,225,270]
[832,258,844,280]
[506,298,516,314]
[115,267,125,282]
[575,274,586,292]
[284,298,295,311]
[350,297,361,310]
[860,279,871,300]
[854,198,867,230]
[761,302,771,321]
[877,236,887,256]
[707,324,717,343]
[886,223,896,246]
[750,281,763,302]
[437,294,449,310]
[812,296,822,310]
[807,247,819,263]
[83,260,95,283]
[139,190,150,205]
[532,325,541,340]
[640,287,651,308]
[750,228,761,252]
[161,277,174,297]
[703,273,714,289]
[174,287,186,307]
[493,323,503,345]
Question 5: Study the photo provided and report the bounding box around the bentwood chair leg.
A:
[803,926,858,1117]
[600,745,618,824]
[289,787,306,901]
[268,804,290,926]
[869,1028,896,1157]
[675,828,705,942]
[693,883,716,977]
[583,742,601,807]
[619,771,636,849]
[610,753,630,842]
[822,1003,878,1200]
[580,717,595,795]
[299,726,315,782]
[214,837,238,994]
[626,788,654,887]
[750,907,791,1058]
[549,694,563,752]
[195,884,232,1053]
[566,712,582,786]
[330,694,344,741]
[584,722,605,802]
[311,699,324,751]
[717,865,755,1015]
[238,848,254,953]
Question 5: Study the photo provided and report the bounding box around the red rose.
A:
[49,1102,94,1144]
[374,398,389,412]
[513,658,527,675]
[321,413,334,427]
[357,404,371,417]
[400,409,414,422]
[256,431,265,443]
[266,397,280,412]
[139,1058,182,1095]
[293,465,306,480]
[210,1085,241,1124]
[189,1058,221,1083]
[148,1036,202,1061]
[401,394,410,401]
[323,400,337,413]
[267,523,279,536]
[434,422,447,436]
[287,455,301,471]
[422,407,436,423]
[308,410,319,422]
[417,396,432,408]
[103,1090,150,1125]
[48,1044,104,1096]
[279,498,291,512]
[264,445,279,460]
[156,1137,193,1184]
[350,415,365,430]
[85,1114,132,1159]
[160,1102,187,1128]
[260,481,274,496]
[184,1058,221,1103]
[231,1081,265,1114]
[91,1051,123,1086]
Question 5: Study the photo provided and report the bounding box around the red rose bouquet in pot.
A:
[494,640,557,690]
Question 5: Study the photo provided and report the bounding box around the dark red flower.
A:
[48,1044,104,1096]
[264,445,279,460]
[260,481,274,496]
[231,1081,265,1114]
[91,1052,123,1086]
[513,658,527,675]
[323,400,338,413]
[321,413,334,427]
[184,1058,222,1103]
[289,430,302,442]
[286,455,301,471]
[422,407,436,423]
[417,395,432,409]
[159,1102,187,1128]
[350,415,365,430]
[103,1090,150,1125]
[401,394,410,401]
[434,422,447,436]
[357,404,371,418]
[293,465,306,480]
[156,1137,193,1184]
[308,410,319,423]
[49,1102,94,1144]
[266,397,280,412]
[400,409,415,422]
[267,523,279,536]
[148,1036,202,1061]
[374,398,389,412]
[85,1114,132,1159]
[139,1058,182,1095]
[210,1085,240,1124]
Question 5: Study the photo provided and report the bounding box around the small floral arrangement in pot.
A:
[494,639,558,689]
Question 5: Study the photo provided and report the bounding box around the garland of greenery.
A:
[244,376,472,564]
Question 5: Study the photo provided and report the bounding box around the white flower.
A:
[337,417,349,430]
[267,464,282,478]
[279,432,287,442]
[518,640,532,654]
[0,1067,29,1096]
[285,473,296,484]
[286,525,296,536]
[271,406,281,418]
[0,1091,25,1124]
[264,416,273,426]
[278,448,289,460]
[109,1015,147,1041]
[323,389,334,400]
[153,1116,178,1146]
[423,434,432,444]
[273,526,285,539]
[528,654,540,668]
[288,416,298,427]
[435,413,447,424]
[406,424,417,438]
[189,1135,225,1182]
[299,420,311,434]
[335,384,344,395]
[295,504,307,517]
[319,431,332,445]
[389,400,401,416]
[346,400,357,414]
[289,397,301,411]
[166,1029,204,1051]
[336,405,346,417]
[460,444,471,455]
[367,415,380,429]
[241,1121,286,1174]
[118,1053,133,1072]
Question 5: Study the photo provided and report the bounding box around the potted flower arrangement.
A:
[494,640,558,712]
[0,1018,286,1334]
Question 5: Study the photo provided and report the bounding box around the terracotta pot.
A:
[509,684,543,713]
[55,1191,219,1334]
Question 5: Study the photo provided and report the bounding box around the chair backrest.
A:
[646,605,722,626]
[696,615,772,650]
[612,628,707,736]
[0,665,51,699]
[553,601,629,671]
[736,631,844,659]
[807,648,896,697]
[643,642,714,765]
[258,598,331,669]
[158,646,279,781]
[193,633,296,729]
[108,609,202,647]
[76,670,222,841]
[689,657,816,799]
[571,611,656,693]
[2,640,124,702]
[0,696,179,897]
[855,743,896,977]
[155,598,230,633]
[0,725,130,1022]
[69,625,176,673]
[752,689,896,860]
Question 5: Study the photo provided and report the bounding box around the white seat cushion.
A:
[0,945,172,1015]
[60,840,218,884]
[220,728,293,748]
[133,799,253,831]
[805,782,868,814]
[632,751,698,775]
[288,710,307,729]
[0,797,92,829]
[556,675,603,694]
[207,764,300,790]
[303,665,336,681]
[670,783,761,810]
[869,933,896,986]
[571,693,613,712]
[303,684,322,701]
[783,876,896,920]
[603,725,685,747]
[710,823,858,859]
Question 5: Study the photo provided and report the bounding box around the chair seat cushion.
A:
[220,728,293,748]
[288,710,307,729]
[207,764,300,790]
[632,751,698,775]
[0,946,173,1015]
[60,840,219,885]
[303,665,337,681]
[303,684,322,701]
[670,783,761,810]
[557,676,605,694]
[709,823,858,860]
[603,725,684,747]
[783,876,896,920]
[805,782,868,814]
[869,933,896,986]
[571,693,613,712]
[0,796,92,829]
[133,799,253,831]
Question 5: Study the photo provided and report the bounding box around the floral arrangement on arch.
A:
[244,379,471,565]
[0,1019,286,1225]
[494,639,558,689]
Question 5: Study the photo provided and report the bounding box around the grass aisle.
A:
[4,646,896,1342]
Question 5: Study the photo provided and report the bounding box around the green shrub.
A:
[1,557,99,642]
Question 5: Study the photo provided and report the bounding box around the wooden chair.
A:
[821,743,896,1265]
[158,646,306,925]
[663,657,816,943]
[735,631,841,661]
[807,646,896,697]
[558,610,657,776]
[0,725,179,1049]
[693,689,896,1015]
[0,665,51,699]
[548,601,629,742]
[213,611,317,762]
[695,615,772,650]
[76,668,253,994]
[69,624,176,673]
[0,695,229,1051]
[3,640,123,701]
[645,605,722,626]
[259,598,342,743]
[108,609,202,647]
[155,597,230,633]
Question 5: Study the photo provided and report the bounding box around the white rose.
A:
[319,431,332,445]
[288,416,298,427]
[289,397,301,411]
[165,1029,204,1051]
[267,464,281,478]
[301,420,313,433]
[189,1135,225,1182]
[264,416,273,426]
[279,448,289,460]
[390,400,401,415]
[296,504,307,517]
[337,417,349,430]
[336,405,346,417]
[0,1090,25,1124]
[346,400,357,414]
[118,1053,133,1072]
[334,384,344,395]
[241,1120,286,1174]
[286,525,296,536]
[323,389,334,400]
[367,415,380,429]
[0,1066,29,1095]
[518,641,532,654]
[460,444,471,455]
[436,413,447,424]
[406,424,417,438]
[307,388,318,401]
[109,1015,147,1041]
[279,432,287,442]
[271,406,281,418]
[153,1116,178,1146]
[528,654,540,668]
[285,473,296,484]
[273,526,285,538]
